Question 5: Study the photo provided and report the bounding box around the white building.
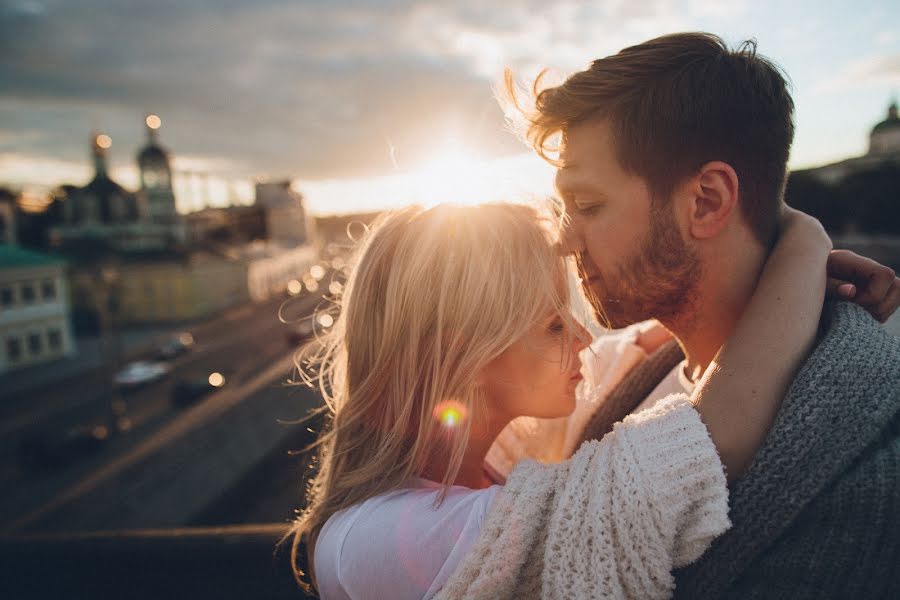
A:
[255,180,310,247]
[0,245,76,373]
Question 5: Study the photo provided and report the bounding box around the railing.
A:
[0,523,314,599]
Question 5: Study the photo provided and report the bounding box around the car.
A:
[18,424,110,470]
[114,360,170,388]
[171,371,226,406]
[156,332,194,360]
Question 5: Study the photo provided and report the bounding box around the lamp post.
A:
[99,263,130,435]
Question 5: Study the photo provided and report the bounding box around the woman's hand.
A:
[826,250,900,323]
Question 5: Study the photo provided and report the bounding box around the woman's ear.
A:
[679,161,740,240]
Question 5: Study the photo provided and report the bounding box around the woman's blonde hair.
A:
[283,202,581,592]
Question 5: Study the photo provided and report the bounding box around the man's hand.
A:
[827,249,900,323]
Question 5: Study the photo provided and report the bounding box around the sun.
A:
[410,141,496,207]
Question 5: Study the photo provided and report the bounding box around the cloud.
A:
[0,0,747,189]
[816,53,900,92]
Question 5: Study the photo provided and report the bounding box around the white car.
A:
[114,360,171,387]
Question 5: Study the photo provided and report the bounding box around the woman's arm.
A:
[692,208,831,482]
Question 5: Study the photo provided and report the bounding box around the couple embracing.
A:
[287,33,900,599]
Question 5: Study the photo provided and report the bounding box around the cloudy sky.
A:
[2,0,898,214]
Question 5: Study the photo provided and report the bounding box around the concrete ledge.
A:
[0,523,313,599]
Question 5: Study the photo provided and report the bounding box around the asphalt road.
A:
[0,290,328,531]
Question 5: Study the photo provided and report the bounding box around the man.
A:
[490,32,900,597]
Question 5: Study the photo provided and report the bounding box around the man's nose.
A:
[557,215,585,256]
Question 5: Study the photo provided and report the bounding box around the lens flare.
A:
[433,400,468,428]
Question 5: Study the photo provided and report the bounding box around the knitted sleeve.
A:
[543,393,730,599]
[436,394,729,600]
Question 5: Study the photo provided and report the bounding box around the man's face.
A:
[556,119,701,329]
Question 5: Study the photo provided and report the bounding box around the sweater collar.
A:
[678,301,900,594]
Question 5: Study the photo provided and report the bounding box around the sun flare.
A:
[410,142,496,207]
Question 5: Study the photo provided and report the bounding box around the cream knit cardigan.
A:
[436,394,730,599]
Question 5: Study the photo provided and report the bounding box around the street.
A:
[0,290,328,532]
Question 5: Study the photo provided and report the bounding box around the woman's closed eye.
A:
[548,318,566,335]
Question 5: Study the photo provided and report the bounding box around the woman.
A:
[285,202,895,599]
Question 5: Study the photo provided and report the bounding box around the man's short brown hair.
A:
[507,32,794,246]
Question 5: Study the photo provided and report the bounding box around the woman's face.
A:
[480,308,590,421]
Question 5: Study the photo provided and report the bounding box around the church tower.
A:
[137,115,184,243]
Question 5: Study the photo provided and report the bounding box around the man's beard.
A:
[578,204,702,329]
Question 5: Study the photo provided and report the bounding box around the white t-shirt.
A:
[314,478,501,600]
[637,359,696,412]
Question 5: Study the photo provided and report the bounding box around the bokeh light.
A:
[208,372,225,387]
[286,279,302,295]
[145,114,162,129]
[433,400,468,428]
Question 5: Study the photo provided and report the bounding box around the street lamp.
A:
[98,263,130,434]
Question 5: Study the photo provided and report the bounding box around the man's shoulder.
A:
[672,303,900,599]
[793,301,900,392]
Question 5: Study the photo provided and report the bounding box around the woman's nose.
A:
[573,321,590,353]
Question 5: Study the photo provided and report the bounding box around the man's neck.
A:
[663,238,767,382]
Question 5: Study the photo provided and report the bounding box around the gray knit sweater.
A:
[672,302,900,599]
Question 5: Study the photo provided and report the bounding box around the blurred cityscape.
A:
[0,100,898,597]
[0,112,386,539]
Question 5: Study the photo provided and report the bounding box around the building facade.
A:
[0,245,76,373]
[254,181,310,247]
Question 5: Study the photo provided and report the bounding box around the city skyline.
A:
[2,0,899,215]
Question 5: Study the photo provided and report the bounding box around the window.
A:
[6,337,21,361]
[42,280,56,301]
[1,286,13,308]
[48,329,62,351]
[28,332,42,355]
[21,283,35,304]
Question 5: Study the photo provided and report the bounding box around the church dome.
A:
[138,142,169,164]
[138,114,171,165]
[872,101,899,133]
[868,101,900,155]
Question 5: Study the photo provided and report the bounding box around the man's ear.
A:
[678,161,739,240]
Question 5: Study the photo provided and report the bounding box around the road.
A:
[0,290,329,531]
